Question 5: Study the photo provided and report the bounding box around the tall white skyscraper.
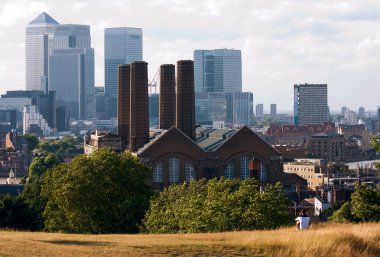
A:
[104,27,143,118]
[26,12,59,92]
[49,24,95,120]
[194,49,242,93]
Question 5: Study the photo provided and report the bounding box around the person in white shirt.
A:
[295,209,310,230]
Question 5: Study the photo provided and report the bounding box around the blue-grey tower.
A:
[104,27,143,118]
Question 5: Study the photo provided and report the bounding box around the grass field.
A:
[0,223,379,257]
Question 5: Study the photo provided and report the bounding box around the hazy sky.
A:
[0,0,379,112]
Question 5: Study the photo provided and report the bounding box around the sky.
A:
[0,0,379,113]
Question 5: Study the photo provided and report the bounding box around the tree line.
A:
[0,145,379,233]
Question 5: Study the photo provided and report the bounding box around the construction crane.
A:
[148,69,160,95]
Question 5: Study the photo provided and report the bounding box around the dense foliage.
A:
[41,148,153,233]
[330,184,380,223]
[143,178,291,233]
[37,136,83,157]
[0,194,36,230]
[23,134,39,152]
[21,153,62,230]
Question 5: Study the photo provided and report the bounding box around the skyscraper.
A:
[26,12,59,92]
[48,24,95,120]
[104,27,143,118]
[294,84,329,125]
[194,49,242,93]
[176,60,195,140]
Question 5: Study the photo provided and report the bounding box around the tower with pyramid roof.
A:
[26,12,59,92]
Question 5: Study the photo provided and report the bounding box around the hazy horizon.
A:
[0,0,379,112]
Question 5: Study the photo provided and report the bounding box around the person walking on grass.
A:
[295,209,310,230]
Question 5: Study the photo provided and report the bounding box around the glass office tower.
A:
[194,49,242,93]
[104,27,143,118]
[49,24,95,120]
[26,12,59,92]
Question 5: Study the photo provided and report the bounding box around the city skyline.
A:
[0,0,379,112]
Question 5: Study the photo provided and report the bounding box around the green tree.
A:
[0,194,36,230]
[21,153,61,230]
[143,178,291,233]
[23,134,39,152]
[350,184,380,222]
[42,148,153,233]
[329,202,358,223]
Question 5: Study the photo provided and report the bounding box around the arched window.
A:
[260,162,267,182]
[169,157,180,183]
[185,162,196,182]
[240,155,251,180]
[153,162,163,183]
[224,161,235,179]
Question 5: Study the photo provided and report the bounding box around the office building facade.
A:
[256,104,264,118]
[194,49,242,93]
[104,27,143,118]
[270,104,277,118]
[294,84,329,125]
[26,12,59,92]
[49,24,95,120]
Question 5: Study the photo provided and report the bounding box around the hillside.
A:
[0,223,379,257]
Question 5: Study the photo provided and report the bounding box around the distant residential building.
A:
[194,49,242,93]
[358,106,365,119]
[49,24,95,120]
[307,132,344,162]
[270,104,277,118]
[294,84,329,125]
[345,110,357,125]
[23,105,50,136]
[84,130,123,155]
[284,159,327,190]
[1,90,56,128]
[341,106,349,116]
[104,27,143,118]
[56,106,68,132]
[26,12,59,91]
[256,104,264,118]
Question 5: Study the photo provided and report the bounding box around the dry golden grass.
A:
[0,223,379,257]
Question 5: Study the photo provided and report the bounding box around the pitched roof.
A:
[29,12,59,25]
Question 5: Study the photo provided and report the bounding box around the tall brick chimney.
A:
[117,64,130,147]
[176,60,195,140]
[159,64,176,129]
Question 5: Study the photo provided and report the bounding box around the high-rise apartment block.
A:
[159,64,176,129]
[256,104,264,118]
[176,60,195,140]
[105,27,143,118]
[194,49,242,93]
[270,104,277,118]
[26,12,59,92]
[294,84,329,125]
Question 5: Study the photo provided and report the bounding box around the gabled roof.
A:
[29,12,59,25]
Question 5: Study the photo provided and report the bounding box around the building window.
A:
[169,157,180,183]
[224,161,235,179]
[153,162,163,183]
[240,155,251,180]
[185,162,196,182]
[260,162,267,182]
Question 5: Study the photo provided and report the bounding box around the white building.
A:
[26,12,59,91]
[23,105,50,136]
